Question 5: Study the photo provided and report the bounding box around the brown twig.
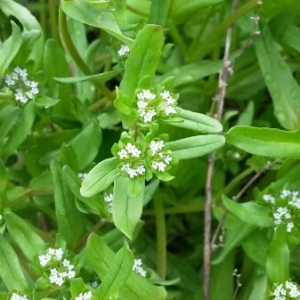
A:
[203,0,239,299]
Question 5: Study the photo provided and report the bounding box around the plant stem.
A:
[203,0,239,299]
[126,5,149,17]
[58,7,114,100]
[48,0,58,42]
[154,192,167,279]
[39,0,47,34]
[190,0,258,61]
[143,203,204,215]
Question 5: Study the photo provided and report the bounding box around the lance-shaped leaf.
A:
[121,24,163,98]
[149,0,169,26]
[0,235,29,291]
[225,125,300,159]
[86,234,167,300]
[222,195,273,227]
[5,212,46,262]
[0,22,22,76]
[266,225,289,283]
[61,0,133,45]
[96,243,134,299]
[1,101,35,159]
[51,160,86,248]
[0,0,44,70]
[168,135,225,160]
[0,104,21,147]
[113,177,144,239]
[0,160,8,208]
[54,71,118,84]
[80,157,120,197]
[163,107,223,133]
[255,24,300,130]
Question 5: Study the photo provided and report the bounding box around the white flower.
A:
[136,165,146,175]
[137,100,148,109]
[133,259,146,277]
[273,281,300,299]
[149,140,165,156]
[39,253,51,267]
[137,90,156,101]
[165,106,176,116]
[263,194,275,204]
[118,44,130,56]
[160,90,171,100]
[287,222,294,232]
[10,293,28,300]
[75,291,93,300]
[118,148,128,159]
[121,163,145,178]
[164,155,172,164]
[104,193,113,203]
[143,109,157,123]
[152,161,167,172]
[78,173,88,180]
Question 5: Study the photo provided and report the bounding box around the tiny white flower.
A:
[133,258,146,277]
[104,193,113,203]
[263,194,275,204]
[78,173,87,180]
[75,291,93,300]
[137,100,148,109]
[118,44,130,56]
[136,165,146,175]
[165,106,176,116]
[137,90,156,101]
[164,155,172,165]
[11,293,29,300]
[287,222,294,232]
[160,90,171,100]
[143,109,157,123]
[118,148,128,159]
[39,253,51,267]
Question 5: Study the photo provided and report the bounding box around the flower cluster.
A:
[10,293,28,300]
[117,142,146,178]
[132,259,146,277]
[38,248,75,286]
[148,140,172,173]
[4,67,39,104]
[104,193,113,213]
[273,281,300,299]
[75,291,93,300]
[118,44,130,57]
[263,189,300,233]
[136,89,177,123]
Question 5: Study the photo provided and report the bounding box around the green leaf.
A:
[149,0,169,26]
[0,104,21,148]
[80,157,120,197]
[0,0,44,70]
[44,39,75,118]
[280,24,300,53]
[128,176,145,198]
[266,225,289,283]
[70,121,102,170]
[61,0,133,45]
[1,101,35,159]
[0,22,22,76]
[113,177,144,239]
[86,234,167,300]
[164,107,223,133]
[51,160,86,248]
[4,212,46,262]
[114,87,135,116]
[34,96,60,108]
[96,243,134,299]
[255,24,300,130]
[222,195,273,227]
[62,166,104,215]
[54,71,118,83]
[168,135,225,160]
[121,24,163,98]
[249,272,269,300]
[212,215,255,264]
[169,0,225,24]
[225,126,300,159]
[70,278,86,297]
[0,160,8,208]
[0,235,29,291]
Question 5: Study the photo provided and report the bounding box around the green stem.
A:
[168,21,187,57]
[58,7,114,100]
[126,5,149,17]
[143,203,204,215]
[154,193,167,279]
[48,0,58,42]
[190,0,259,61]
[223,167,254,195]
[39,0,47,34]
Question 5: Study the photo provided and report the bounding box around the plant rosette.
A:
[135,88,178,125]
[111,132,177,182]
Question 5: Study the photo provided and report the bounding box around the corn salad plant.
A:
[1,0,300,299]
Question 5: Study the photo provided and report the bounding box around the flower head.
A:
[133,259,146,277]
[273,281,300,299]
[10,293,28,300]
[4,67,39,104]
[118,44,130,57]
[75,291,93,300]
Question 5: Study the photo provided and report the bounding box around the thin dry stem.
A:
[203,0,239,299]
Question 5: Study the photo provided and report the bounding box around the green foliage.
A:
[1,0,300,299]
